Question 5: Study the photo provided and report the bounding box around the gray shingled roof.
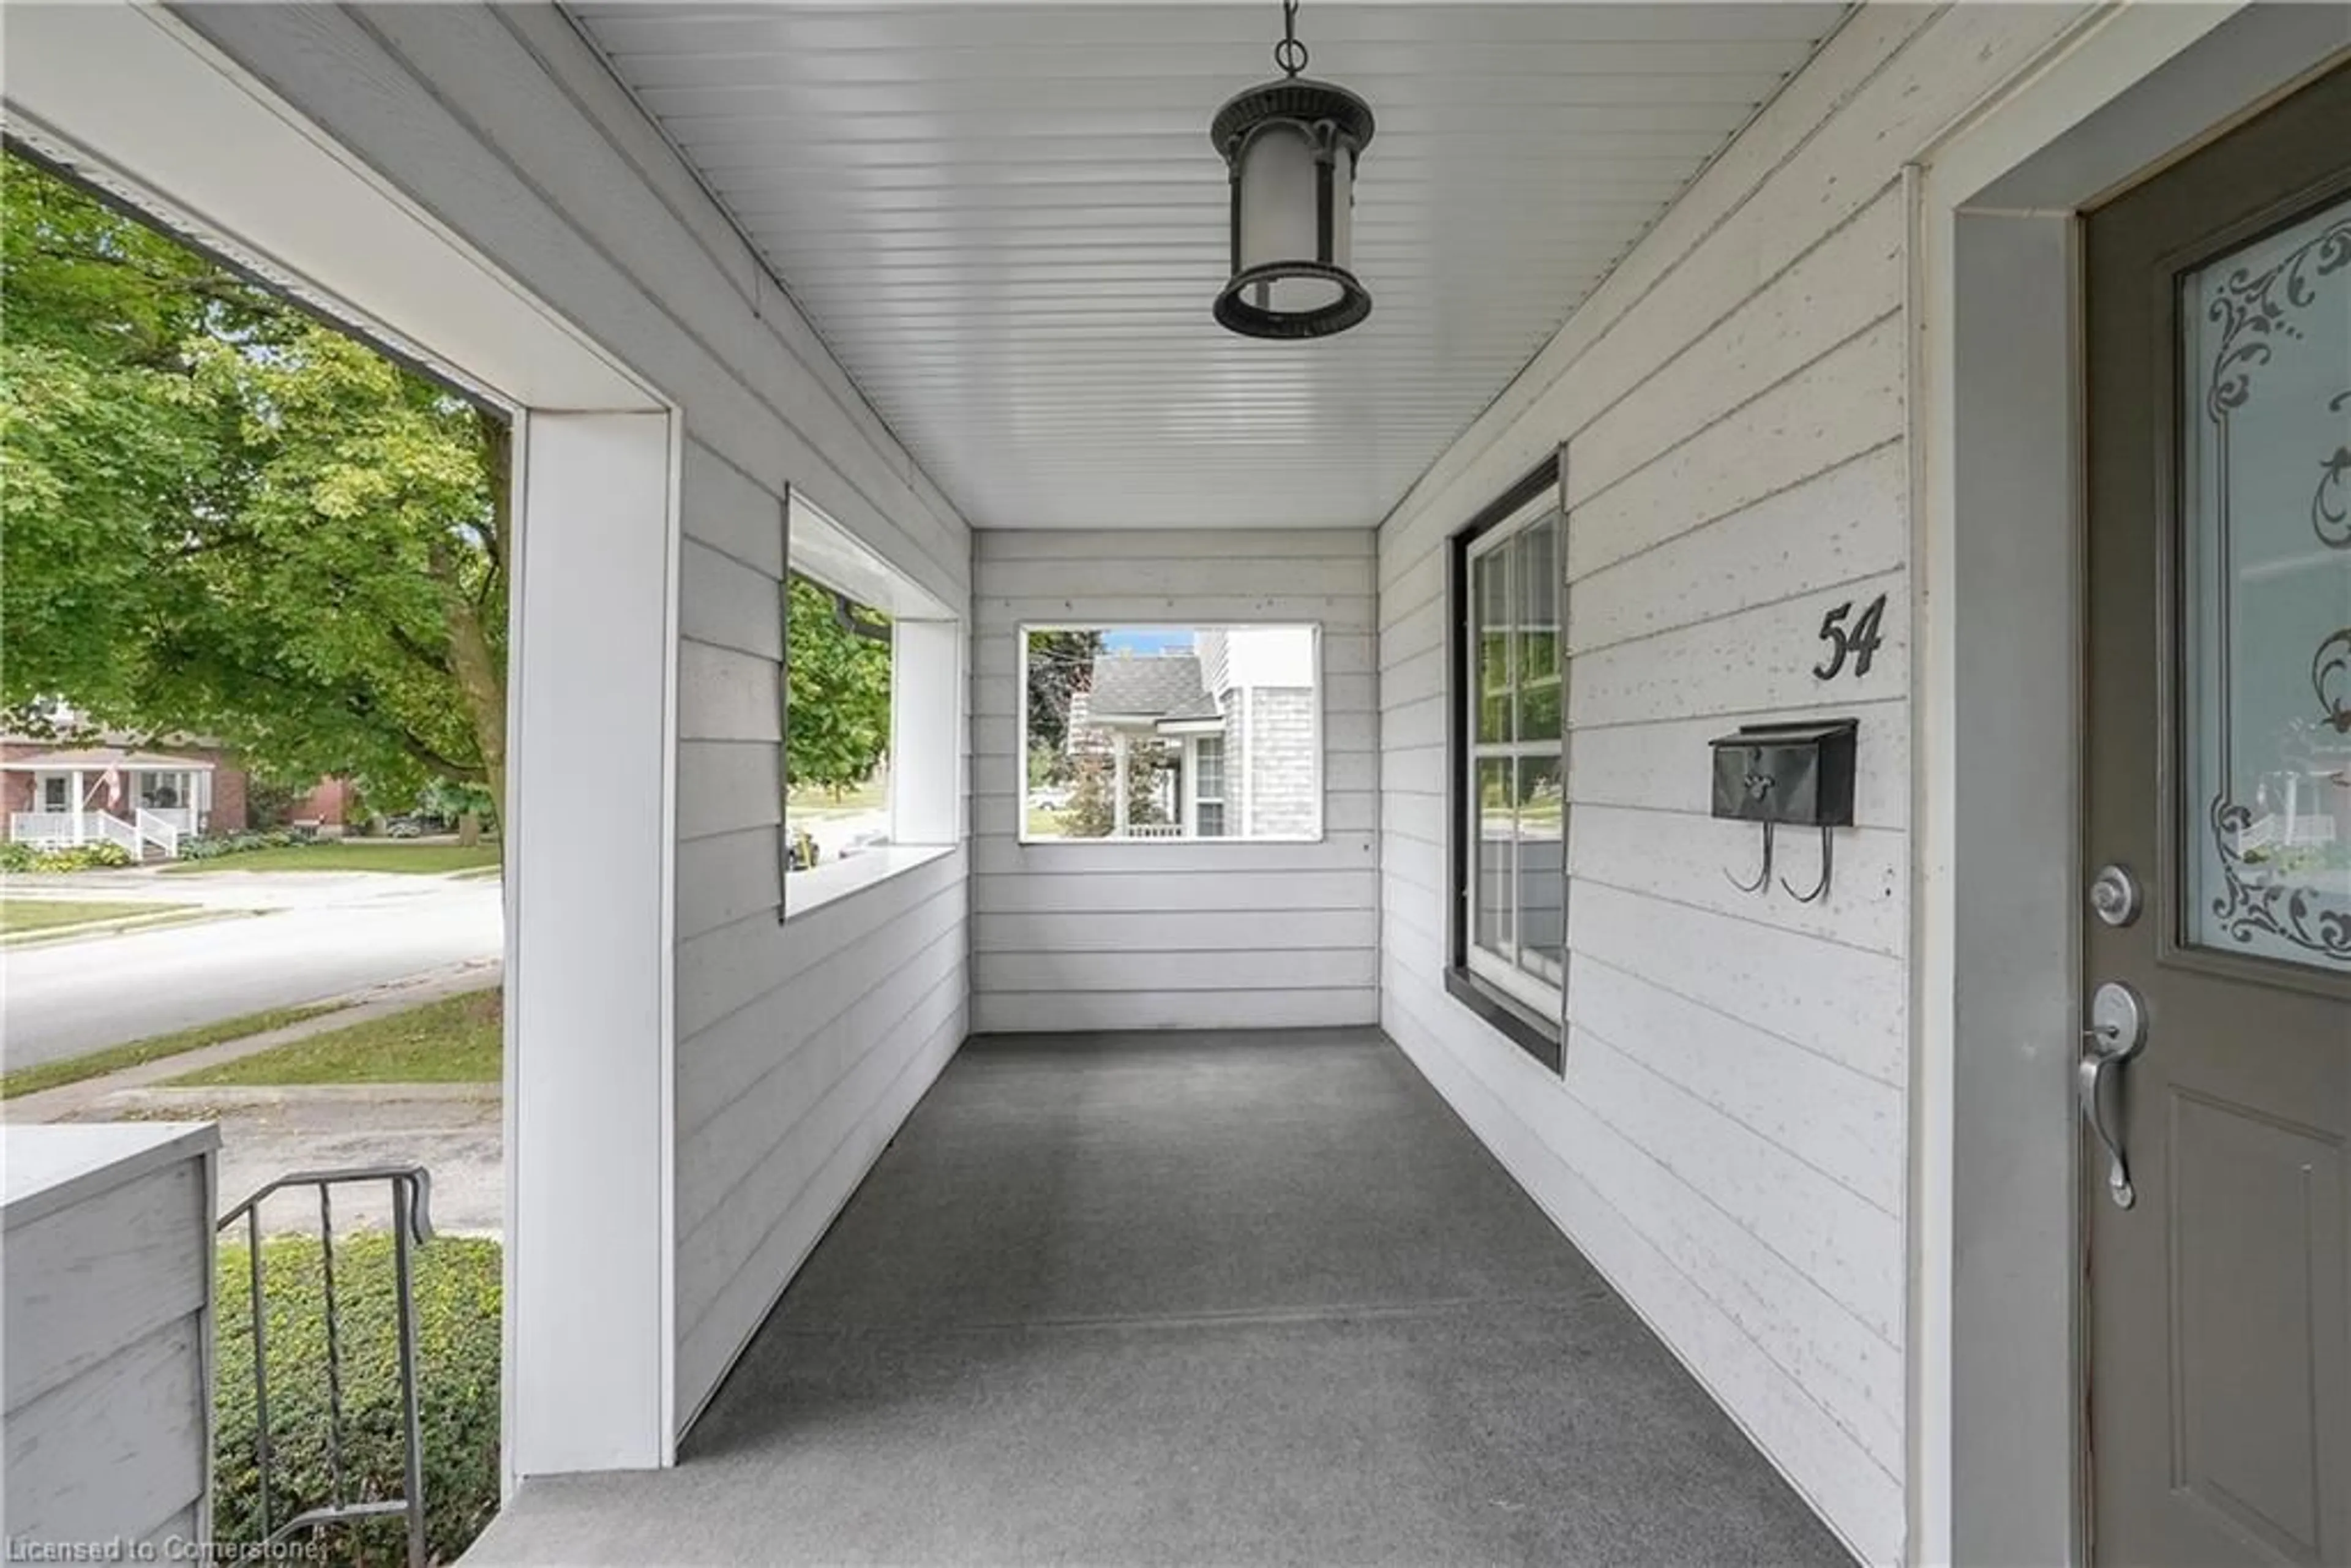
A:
[1160,689,1223,722]
[1086,654,1205,719]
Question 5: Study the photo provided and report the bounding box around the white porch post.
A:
[507,410,678,1478]
[1112,731,1130,838]
[69,769,84,845]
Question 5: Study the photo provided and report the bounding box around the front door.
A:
[2084,63,2351,1567]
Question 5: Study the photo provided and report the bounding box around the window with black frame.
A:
[1447,462,1565,1068]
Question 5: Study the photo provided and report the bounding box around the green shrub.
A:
[0,842,37,872]
[215,1234,502,1566]
[28,842,135,872]
[181,829,310,860]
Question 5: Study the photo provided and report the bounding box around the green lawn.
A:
[788,776,885,819]
[0,896,191,934]
[1,1002,350,1100]
[165,842,501,876]
[171,988,502,1086]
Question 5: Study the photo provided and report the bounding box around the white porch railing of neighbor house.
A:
[7,811,79,846]
[135,809,183,860]
[94,814,143,857]
[7,809,192,858]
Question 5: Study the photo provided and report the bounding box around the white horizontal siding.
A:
[1373,6,2092,1562]
[971,529,1378,1033]
[3,1150,212,1547]
[672,440,971,1424]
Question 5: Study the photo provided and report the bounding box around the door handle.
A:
[2078,980,2148,1209]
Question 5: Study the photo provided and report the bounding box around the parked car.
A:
[786,825,819,871]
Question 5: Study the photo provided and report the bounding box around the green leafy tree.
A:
[1024,628,1104,761]
[1027,743,1061,792]
[786,573,891,794]
[1062,742,1170,838]
[1,152,509,812]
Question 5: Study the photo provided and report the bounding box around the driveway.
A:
[1,868,503,1068]
[161,1085,502,1236]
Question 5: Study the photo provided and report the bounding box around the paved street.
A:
[2,869,503,1068]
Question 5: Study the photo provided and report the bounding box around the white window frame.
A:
[1461,491,1565,1019]
[1190,733,1228,838]
[781,486,963,921]
[137,768,190,810]
[1015,622,1324,846]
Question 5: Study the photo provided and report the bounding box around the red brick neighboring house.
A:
[1,733,351,855]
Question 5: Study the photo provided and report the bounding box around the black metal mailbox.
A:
[1708,719,1858,828]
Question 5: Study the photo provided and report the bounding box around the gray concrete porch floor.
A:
[463,1028,1847,1566]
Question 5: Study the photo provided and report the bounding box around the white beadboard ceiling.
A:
[567,4,1846,530]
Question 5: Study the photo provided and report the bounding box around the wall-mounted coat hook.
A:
[1708,719,1858,901]
[1725,816,1775,893]
[1778,823,1834,903]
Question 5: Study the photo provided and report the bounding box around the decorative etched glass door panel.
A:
[2087,69,2350,1568]
[2180,191,2351,971]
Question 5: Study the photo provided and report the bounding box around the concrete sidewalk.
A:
[2,958,498,1122]
[7,960,505,1236]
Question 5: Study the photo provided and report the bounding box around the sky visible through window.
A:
[1101,629,1193,655]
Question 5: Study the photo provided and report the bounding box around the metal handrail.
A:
[218,1165,434,1567]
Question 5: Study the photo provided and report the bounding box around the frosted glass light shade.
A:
[1211,78,1374,339]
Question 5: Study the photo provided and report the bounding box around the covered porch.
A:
[6,2,2349,1566]
[2,748,213,857]
[465,1027,1842,1566]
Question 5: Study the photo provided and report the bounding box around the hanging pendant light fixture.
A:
[1210,0,1374,339]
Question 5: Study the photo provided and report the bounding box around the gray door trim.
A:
[1925,7,2351,1565]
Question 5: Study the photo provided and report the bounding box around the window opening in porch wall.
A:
[1019,624,1321,844]
[781,570,892,878]
[1373,9,2090,1562]
[972,530,1378,1035]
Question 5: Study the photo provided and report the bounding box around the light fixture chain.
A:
[1273,0,1308,78]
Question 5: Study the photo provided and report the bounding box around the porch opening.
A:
[1,140,516,1562]
[4,2,679,1554]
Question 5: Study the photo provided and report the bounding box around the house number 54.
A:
[1813,593,1887,681]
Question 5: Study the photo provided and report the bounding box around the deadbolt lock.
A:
[2089,864,2143,929]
